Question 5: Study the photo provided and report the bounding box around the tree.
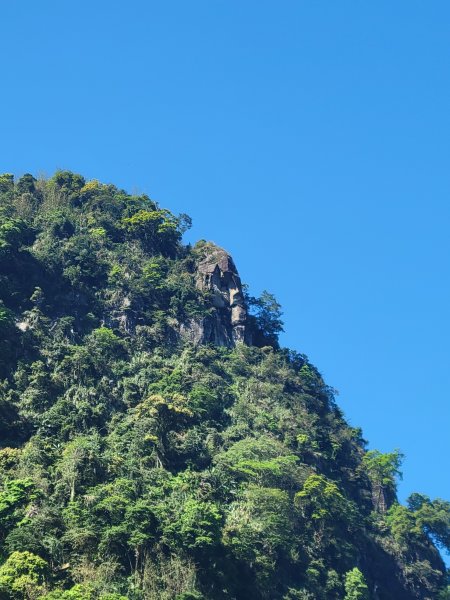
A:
[404,493,450,551]
[223,485,293,580]
[0,479,37,543]
[56,434,102,502]
[50,170,85,195]
[0,212,33,256]
[121,209,181,256]
[361,449,403,512]
[0,173,14,194]
[246,290,284,348]
[295,474,358,558]
[386,503,419,545]
[295,474,355,523]
[16,174,37,195]
[161,497,222,553]
[0,551,48,599]
[133,393,193,467]
[214,435,301,489]
[344,568,369,600]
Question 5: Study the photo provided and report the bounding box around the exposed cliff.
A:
[180,241,249,347]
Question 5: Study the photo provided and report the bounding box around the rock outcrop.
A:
[180,242,249,347]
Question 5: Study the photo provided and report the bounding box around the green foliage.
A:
[16,174,37,195]
[223,485,294,583]
[50,170,86,195]
[387,493,450,553]
[361,448,403,512]
[88,328,123,358]
[142,553,199,599]
[407,493,450,551]
[142,258,166,289]
[295,474,355,523]
[0,479,37,542]
[343,568,369,600]
[386,503,419,543]
[56,433,102,501]
[0,171,447,599]
[161,497,222,551]
[362,449,403,490]
[214,436,303,488]
[0,551,48,599]
[438,586,450,600]
[121,209,180,256]
[0,302,14,331]
[246,289,284,348]
[0,213,32,256]
[41,584,128,599]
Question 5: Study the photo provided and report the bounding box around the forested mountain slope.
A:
[0,171,448,600]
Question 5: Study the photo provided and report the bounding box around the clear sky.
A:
[1,1,450,506]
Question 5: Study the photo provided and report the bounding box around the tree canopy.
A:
[0,172,447,599]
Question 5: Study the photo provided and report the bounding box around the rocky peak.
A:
[181,242,249,347]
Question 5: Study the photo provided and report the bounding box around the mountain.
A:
[0,171,448,600]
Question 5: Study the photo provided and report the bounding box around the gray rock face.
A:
[180,243,249,347]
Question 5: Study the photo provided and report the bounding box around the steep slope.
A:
[0,171,448,600]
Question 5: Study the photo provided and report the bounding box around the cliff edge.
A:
[180,242,249,347]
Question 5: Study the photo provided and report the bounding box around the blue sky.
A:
[1,1,450,506]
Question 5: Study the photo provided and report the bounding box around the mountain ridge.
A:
[0,171,448,600]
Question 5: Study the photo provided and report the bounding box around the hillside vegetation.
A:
[0,171,449,600]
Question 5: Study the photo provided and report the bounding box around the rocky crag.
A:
[181,242,249,347]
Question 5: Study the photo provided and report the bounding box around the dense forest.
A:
[0,171,449,600]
